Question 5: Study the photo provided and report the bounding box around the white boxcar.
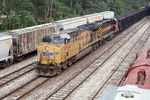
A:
[0,33,13,62]
[85,13,103,23]
[55,11,114,30]
[102,11,114,19]
[55,16,87,30]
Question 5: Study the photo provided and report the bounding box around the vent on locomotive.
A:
[37,35,64,65]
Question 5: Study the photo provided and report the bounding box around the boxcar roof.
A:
[8,23,59,35]
[0,33,12,41]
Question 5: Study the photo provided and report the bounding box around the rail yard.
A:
[0,15,149,100]
[0,5,150,100]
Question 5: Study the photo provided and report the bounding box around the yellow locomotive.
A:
[35,19,119,76]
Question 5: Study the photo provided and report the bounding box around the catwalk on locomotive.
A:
[100,50,150,100]
[35,18,119,76]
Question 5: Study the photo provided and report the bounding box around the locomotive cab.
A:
[38,35,63,64]
[35,34,70,76]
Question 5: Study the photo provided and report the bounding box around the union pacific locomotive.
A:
[35,19,119,76]
[100,50,150,100]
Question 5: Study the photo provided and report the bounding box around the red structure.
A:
[122,49,150,89]
[100,50,150,100]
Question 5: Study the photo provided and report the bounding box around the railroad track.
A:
[65,17,150,100]
[49,17,150,100]
[0,17,149,100]
[0,56,36,78]
[0,63,35,86]
[93,25,150,100]
[17,18,148,100]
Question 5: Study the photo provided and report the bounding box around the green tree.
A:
[0,0,150,32]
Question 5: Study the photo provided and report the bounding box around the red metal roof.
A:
[132,50,150,68]
[122,50,150,89]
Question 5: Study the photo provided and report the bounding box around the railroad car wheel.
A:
[49,69,57,76]
[0,65,3,69]
[56,69,61,75]
[98,40,103,46]
[92,45,96,50]
[96,43,99,48]
[8,59,13,65]
[102,39,106,44]
[42,67,48,73]
[62,62,68,70]
[68,62,72,66]
[15,56,24,62]
[0,63,8,69]
[63,65,67,69]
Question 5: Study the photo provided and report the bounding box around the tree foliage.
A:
[0,0,150,31]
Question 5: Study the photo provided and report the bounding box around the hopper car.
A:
[0,11,114,68]
[0,23,60,68]
[35,6,150,76]
[116,6,150,31]
[0,33,13,68]
[100,50,150,100]
[56,11,114,30]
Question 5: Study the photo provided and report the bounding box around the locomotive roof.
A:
[57,19,113,39]
[60,28,80,34]
[60,28,81,38]
[44,28,82,39]
[44,18,113,40]
[78,22,101,31]
[81,19,111,30]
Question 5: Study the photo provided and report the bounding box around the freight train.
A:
[35,6,150,76]
[0,11,115,68]
[35,18,119,76]
[0,6,149,68]
[100,50,150,100]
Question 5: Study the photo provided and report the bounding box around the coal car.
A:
[116,6,150,31]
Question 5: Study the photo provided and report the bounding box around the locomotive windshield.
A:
[42,35,51,42]
[42,35,64,44]
[51,36,64,44]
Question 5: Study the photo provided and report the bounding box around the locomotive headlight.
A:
[49,60,52,63]
[37,58,40,62]
[46,46,49,50]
